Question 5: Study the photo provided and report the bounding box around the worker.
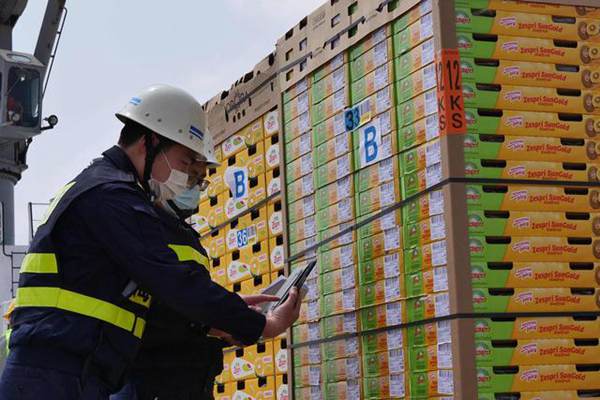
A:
[0,84,301,400]
[111,186,232,400]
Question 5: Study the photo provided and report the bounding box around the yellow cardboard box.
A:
[265,169,281,199]
[221,118,264,159]
[267,200,283,238]
[269,236,285,272]
[264,110,279,139]
[265,136,280,173]
[275,375,288,400]
[238,273,271,296]
[223,174,267,221]
[230,342,275,380]
[225,208,268,253]
[225,141,265,179]
[203,229,226,260]
[231,376,276,400]
[225,241,270,284]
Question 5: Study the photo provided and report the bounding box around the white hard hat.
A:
[116,84,220,166]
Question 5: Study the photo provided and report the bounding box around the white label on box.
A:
[381,110,392,135]
[310,386,322,400]
[430,214,446,240]
[432,240,448,266]
[334,112,346,136]
[384,253,401,278]
[301,154,313,175]
[346,337,359,355]
[309,322,321,341]
[376,86,392,113]
[426,140,442,166]
[332,53,344,70]
[338,198,353,222]
[347,380,361,400]
[429,190,445,216]
[342,265,356,289]
[300,133,312,155]
[434,266,449,293]
[304,195,315,216]
[374,63,390,91]
[309,344,321,364]
[385,277,401,302]
[389,348,405,374]
[421,13,434,40]
[421,0,433,13]
[299,92,310,114]
[388,329,404,350]
[309,366,321,386]
[341,245,355,267]
[337,155,351,178]
[299,112,311,134]
[422,39,435,65]
[373,27,387,45]
[390,374,406,398]
[380,182,397,207]
[435,292,450,317]
[437,320,452,344]
[438,343,453,369]
[423,63,437,91]
[426,113,441,141]
[337,176,352,199]
[306,278,319,301]
[308,299,320,321]
[342,288,356,310]
[380,135,394,159]
[384,227,401,251]
[305,216,317,237]
[297,78,309,95]
[381,211,398,230]
[335,134,349,157]
[438,370,455,395]
[374,41,389,67]
[302,175,314,195]
[347,357,360,379]
[333,68,346,92]
[386,302,403,326]
[344,312,357,332]
[334,89,346,112]
[426,163,443,188]
[425,89,438,115]
[358,117,384,168]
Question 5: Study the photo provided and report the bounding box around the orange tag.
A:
[436,49,466,135]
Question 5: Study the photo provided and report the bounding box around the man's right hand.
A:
[261,287,301,339]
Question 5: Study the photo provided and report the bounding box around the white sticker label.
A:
[305,215,317,237]
[381,211,398,230]
[310,386,322,400]
[429,190,445,216]
[337,176,352,199]
[422,39,435,65]
[341,245,355,267]
[374,63,390,91]
[438,369,455,395]
[438,343,453,369]
[347,357,360,379]
[300,133,312,155]
[376,86,392,113]
[299,112,311,134]
[342,289,356,310]
[309,344,321,364]
[437,320,452,344]
[425,89,438,115]
[431,214,446,240]
[304,195,316,216]
[435,292,450,317]
[388,329,404,350]
[347,380,361,399]
[384,253,401,278]
[423,63,437,91]
[385,277,401,302]
[378,157,394,182]
[308,299,320,321]
[434,266,449,293]
[333,68,346,92]
[225,166,250,201]
[426,113,441,141]
[426,163,443,188]
[384,228,401,251]
[299,92,310,114]
[346,337,359,355]
[426,140,442,166]
[338,198,353,222]
[344,312,357,332]
[389,348,405,374]
[373,27,387,45]
[332,53,344,70]
[334,112,346,136]
[334,89,346,112]
[374,41,389,67]
[335,134,349,157]
[421,13,434,40]
[306,278,319,300]
[432,240,448,266]
[302,175,314,195]
[381,111,392,135]
[337,155,351,178]
[380,182,397,207]
[309,366,321,386]
[359,118,383,168]
[309,322,321,341]
[301,154,313,175]
[342,265,356,289]
[386,302,403,326]
[390,374,406,398]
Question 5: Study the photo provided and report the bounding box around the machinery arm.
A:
[34,0,66,68]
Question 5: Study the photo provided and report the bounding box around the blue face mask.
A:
[172,185,201,211]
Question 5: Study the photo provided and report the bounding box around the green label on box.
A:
[409,371,430,398]
[408,346,430,372]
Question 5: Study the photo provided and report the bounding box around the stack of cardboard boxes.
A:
[197,0,600,398]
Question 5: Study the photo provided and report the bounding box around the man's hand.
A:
[261,287,302,339]
[240,294,280,312]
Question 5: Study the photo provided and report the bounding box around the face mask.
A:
[172,185,201,211]
[149,151,189,202]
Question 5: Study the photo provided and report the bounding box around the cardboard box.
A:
[351,61,394,105]
[210,266,227,288]
[354,132,399,172]
[360,301,404,331]
[351,85,395,132]
[477,391,600,400]
[356,181,400,217]
[472,316,600,340]
[359,275,405,308]
[476,364,600,393]
[315,153,353,189]
[324,380,361,400]
[349,25,390,65]
[275,375,288,400]
[409,370,454,398]
[273,339,287,375]
[363,348,406,378]
[392,0,433,34]
[225,241,270,284]
[321,336,360,361]
[358,251,403,286]
[318,243,355,274]
[363,374,406,400]
[351,37,393,83]
[289,236,317,259]
[321,288,358,317]
[472,287,600,313]
[408,343,453,372]
[284,91,310,125]
[321,265,356,296]
[467,209,600,238]
[312,111,346,148]
[463,83,600,115]
[214,382,235,399]
[204,229,227,260]
[464,134,600,164]
[317,221,355,252]
[221,118,264,159]
[315,175,353,211]
[396,62,437,104]
[293,365,320,388]
[264,135,280,173]
[287,194,315,224]
[404,239,448,274]
[475,338,600,367]
[207,192,228,228]
[323,356,361,383]
[265,168,281,198]
[292,321,321,344]
[285,153,313,184]
[457,32,600,66]
[190,213,211,236]
[311,87,349,126]
[263,110,279,139]
[406,266,449,299]
[354,155,399,194]
[469,235,600,263]
[461,57,600,90]
[225,208,269,253]
[407,320,452,349]
[400,138,442,175]
[223,175,267,221]
[396,88,438,128]
[293,386,321,399]
[285,132,312,163]
[269,236,285,272]
[284,111,311,145]
[404,214,447,249]
[465,184,600,213]
[461,0,600,18]
[455,7,600,42]
[395,38,435,80]
[465,108,600,139]
[357,209,402,239]
[312,65,348,105]
[406,292,450,323]
[362,328,404,355]
[358,227,402,262]
[393,13,434,56]
[314,131,352,168]
[298,297,320,325]
[312,53,347,85]
[267,200,283,238]
[293,343,321,368]
[286,174,314,204]
[304,275,321,302]
[288,214,317,244]
[207,168,227,199]
[283,77,309,105]
[316,197,355,232]
[320,311,359,339]
[400,162,443,200]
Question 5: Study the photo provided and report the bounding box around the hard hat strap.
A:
[142,132,157,201]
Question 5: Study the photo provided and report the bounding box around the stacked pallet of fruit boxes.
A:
[193,55,290,400]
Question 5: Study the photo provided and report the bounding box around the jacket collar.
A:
[102,146,142,184]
